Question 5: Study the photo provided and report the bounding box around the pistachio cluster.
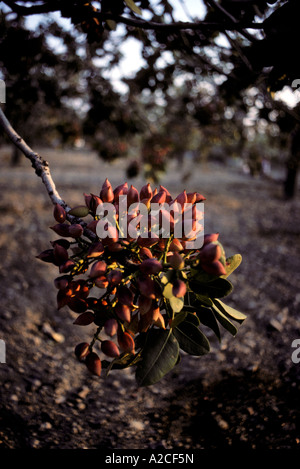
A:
[37,179,245,386]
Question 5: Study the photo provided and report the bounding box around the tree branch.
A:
[104,13,264,32]
[0,107,96,241]
[3,1,264,34]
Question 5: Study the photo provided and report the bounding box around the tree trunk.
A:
[284,126,300,199]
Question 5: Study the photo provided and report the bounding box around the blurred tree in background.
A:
[1,0,300,197]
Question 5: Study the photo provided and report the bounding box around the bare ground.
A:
[0,145,300,450]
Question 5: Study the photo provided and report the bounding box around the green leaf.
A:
[173,321,210,356]
[124,0,142,15]
[136,329,179,386]
[196,306,221,341]
[106,19,117,30]
[190,267,219,284]
[189,277,233,299]
[222,254,242,278]
[103,352,140,374]
[171,311,187,329]
[163,282,173,299]
[184,311,200,326]
[213,299,247,323]
[212,302,238,336]
[169,295,184,313]
[195,294,213,307]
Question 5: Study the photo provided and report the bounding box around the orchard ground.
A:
[0,145,300,449]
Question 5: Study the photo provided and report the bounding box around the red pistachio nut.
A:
[73,311,95,326]
[115,302,132,323]
[137,275,157,299]
[168,252,185,270]
[53,203,66,223]
[94,275,109,289]
[117,331,135,353]
[114,182,128,199]
[159,185,172,203]
[86,220,98,234]
[199,243,221,264]
[169,238,184,252]
[104,318,119,337]
[100,178,114,203]
[87,241,105,258]
[59,259,76,273]
[139,247,153,259]
[172,278,187,298]
[139,258,163,275]
[85,352,102,377]
[50,223,71,238]
[101,340,120,358]
[138,295,153,315]
[127,184,139,207]
[203,233,219,245]
[151,190,167,205]
[202,260,226,276]
[53,243,69,265]
[36,249,56,264]
[68,224,84,238]
[107,269,123,285]
[117,285,134,306]
[68,297,88,313]
[140,183,153,200]
[54,275,70,290]
[89,260,107,278]
[75,342,90,361]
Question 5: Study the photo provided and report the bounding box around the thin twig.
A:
[204,0,259,42]
[3,1,264,34]
[0,107,96,241]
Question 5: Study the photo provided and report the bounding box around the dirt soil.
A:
[0,145,300,450]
